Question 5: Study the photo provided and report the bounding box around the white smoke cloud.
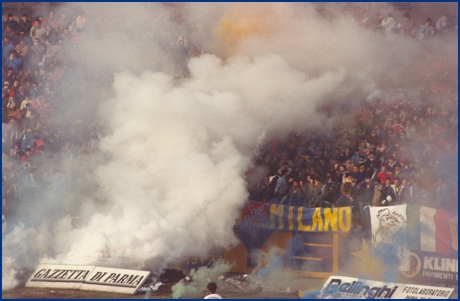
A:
[2,2,457,291]
[42,48,345,270]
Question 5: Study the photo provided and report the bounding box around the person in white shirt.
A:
[381,13,397,34]
[204,282,222,299]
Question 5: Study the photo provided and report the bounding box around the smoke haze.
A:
[2,2,457,290]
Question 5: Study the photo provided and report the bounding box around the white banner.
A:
[370,205,409,271]
[25,264,95,289]
[26,264,151,294]
[319,276,455,299]
[79,266,150,294]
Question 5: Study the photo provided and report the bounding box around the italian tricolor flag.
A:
[406,206,458,255]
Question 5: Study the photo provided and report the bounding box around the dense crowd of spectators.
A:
[1,8,203,227]
[354,11,457,39]
[248,78,457,229]
[247,12,458,229]
[2,8,458,232]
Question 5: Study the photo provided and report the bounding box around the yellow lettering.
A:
[323,208,338,231]
[270,204,284,229]
[338,207,352,231]
[191,257,197,265]
[311,208,323,231]
[236,211,242,225]
[297,207,311,231]
[288,206,294,230]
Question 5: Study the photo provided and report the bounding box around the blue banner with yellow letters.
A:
[238,201,352,232]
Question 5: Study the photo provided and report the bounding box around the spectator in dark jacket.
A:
[356,176,374,229]
[336,174,355,207]
[18,14,32,36]
[4,14,19,35]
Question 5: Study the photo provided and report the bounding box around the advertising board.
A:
[79,266,150,294]
[401,251,458,285]
[25,264,95,289]
[319,275,455,299]
[26,264,150,294]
